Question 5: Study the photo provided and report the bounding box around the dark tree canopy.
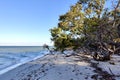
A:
[50,0,120,59]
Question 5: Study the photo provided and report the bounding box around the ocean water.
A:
[0,46,49,75]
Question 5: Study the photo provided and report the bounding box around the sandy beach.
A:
[0,51,120,80]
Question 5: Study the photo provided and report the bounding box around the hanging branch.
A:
[112,0,120,28]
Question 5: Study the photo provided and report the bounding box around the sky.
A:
[0,0,112,46]
[0,0,78,46]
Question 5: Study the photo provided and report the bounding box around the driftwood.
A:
[114,47,120,54]
[92,50,112,61]
[91,42,114,61]
[92,45,120,61]
[108,41,120,54]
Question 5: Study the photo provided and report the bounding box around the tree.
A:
[50,0,120,60]
[43,44,53,54]
[50,0,106,50]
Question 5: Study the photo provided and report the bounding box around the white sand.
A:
[0,53,95,80]
[97,55,120,80]
[0,52,120,80]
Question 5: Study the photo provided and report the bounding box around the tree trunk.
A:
[117,24,120,38]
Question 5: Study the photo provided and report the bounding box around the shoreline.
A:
[0,51,120,80]
[0,52,95,80]
[0,51,49,75]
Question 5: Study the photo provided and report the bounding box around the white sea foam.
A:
[0,46,50,75]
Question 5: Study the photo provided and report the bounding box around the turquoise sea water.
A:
[0,46,49,75]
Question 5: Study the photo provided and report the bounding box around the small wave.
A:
[0,50,49,75]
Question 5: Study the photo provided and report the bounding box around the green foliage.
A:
[53,33,73,52]
[50,0,120,52]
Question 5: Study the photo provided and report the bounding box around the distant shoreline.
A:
[0,46,42,47]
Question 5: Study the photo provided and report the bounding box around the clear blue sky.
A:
[0,0,112,46]
[0,0,78,46]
